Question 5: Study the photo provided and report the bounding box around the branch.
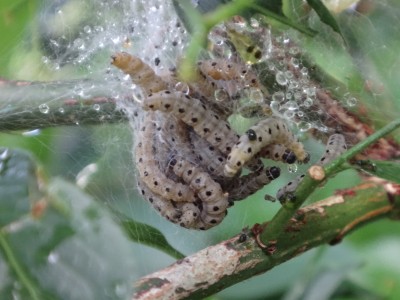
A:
[133,181,400,299]
[259,118,400,246]
[0,79,128,131]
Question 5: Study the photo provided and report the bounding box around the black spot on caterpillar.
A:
[228,166,281,201]
[135,112,196,202]
[276,134,347,201]
[143,90,240,155]
[225,116,307,177]
[111,52,167,94]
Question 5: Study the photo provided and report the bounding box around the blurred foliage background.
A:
[0,0,400,299]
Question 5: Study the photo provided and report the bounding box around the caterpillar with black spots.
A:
[224,116,308,177]
[142,90,240,156]
[276,134,347,201]
[228,166,281,201]
[171,157,229,227]
[137,179,204,229]
[135,112,196,202]
[111,52,168,94]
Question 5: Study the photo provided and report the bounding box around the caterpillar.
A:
[189,131,227,178]
[276,134,347,201]
[111,52,168,94]
[224,116,307,177]
[228,166,281,201]
[135,112,196,202]
[137,179,214,230]
[142,90,240,155]
[171,157,229,216]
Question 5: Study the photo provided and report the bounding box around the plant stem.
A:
[133,182,400,299]
[259,118,400,246]
[0,231,41,300]
[0,79,128,131]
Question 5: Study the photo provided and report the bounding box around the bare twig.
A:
[133,181,400,299]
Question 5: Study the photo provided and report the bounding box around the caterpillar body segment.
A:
[224,117,307,177]
[228,166,281,201]
[135,112,196,202]
[111,52,167,94]
[319,134,347,164]
[137,179,202,229]
[143,90,240,155]
[171,158,229,210]
[276,134,347,201]
[189,132,226,178]
[260,144,297,164]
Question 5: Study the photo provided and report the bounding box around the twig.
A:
[133,181,400,299]
[259,118,400,246]
[0,79,128,131]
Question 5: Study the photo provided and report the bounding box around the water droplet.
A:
[39,104,50,114]
[290,57,299,68]
[270,101,281,114]
[300,67,308,76]
[93,104,101,111]
[214,89,229,102]
[275,71,288,85]
[272,91,285,102]
[346,97,357,107]
[293,91,302,101]
[283,110,295,119]
[83,25,92,34]
[41,56,49,65]
[287,164,298,173]
[175,82,190,94]
[73,38,85,50]
[59,107,65,114]
[284,71,294,80]
[297,111,304,118]
[47,251,59,264]
[288,80,299,90]
[285,101,299,111]
[22,129,41,137]
[297,121,311,132]
[249,88,264,103]
[303,98,313,107]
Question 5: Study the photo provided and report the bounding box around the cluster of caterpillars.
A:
[112,51,346,230]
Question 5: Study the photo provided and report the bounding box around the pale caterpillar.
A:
[224,116,308,177]
[135,112,196,202]
[142,90,240,155]
[137,179,214,230]
[111,52,168,94]
[228,166,281,201]
[276,134,347,201]
[188,131,227,178]
[171,158,229,217]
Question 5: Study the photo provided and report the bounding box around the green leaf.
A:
[120,220,185,260]
[355,160,400,184]
[0,0,40,76]
[306,0,342,36]
[0,150,140,300]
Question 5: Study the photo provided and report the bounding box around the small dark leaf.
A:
[120,219,185,260]
[306,0,342,36]
[356,160,400,184]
